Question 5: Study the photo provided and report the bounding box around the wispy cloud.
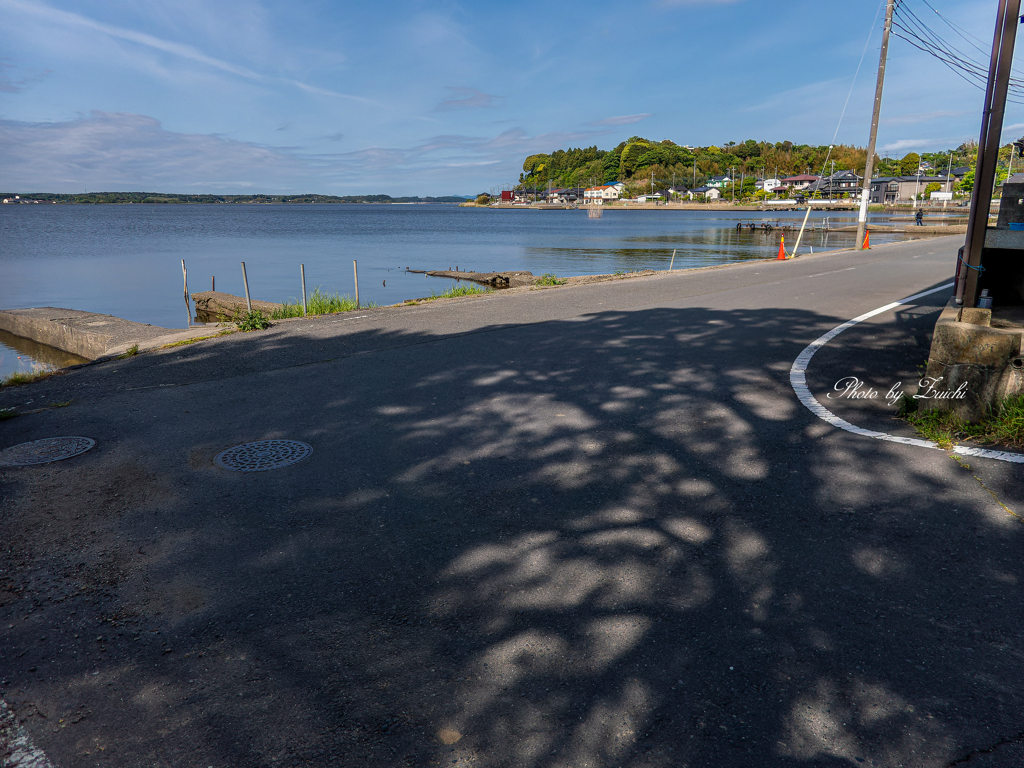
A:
[879,134,979,153]
[0,0,377,104]
[591,114,651,126]
[436,87,502,110]
[0,59,50,93]
[659,0,742,6]
[882,111,966,126]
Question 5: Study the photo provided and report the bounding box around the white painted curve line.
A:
[0,699,54,768]
[789,283,1024,465]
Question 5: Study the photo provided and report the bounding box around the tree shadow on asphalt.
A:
[4,294,1024,768]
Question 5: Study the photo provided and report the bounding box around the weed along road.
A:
[4,234,1024,768]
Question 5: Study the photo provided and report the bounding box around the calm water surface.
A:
[0,204,913,376]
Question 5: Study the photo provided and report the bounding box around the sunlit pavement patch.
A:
[0,699,54,768]
[790,282,1024,465]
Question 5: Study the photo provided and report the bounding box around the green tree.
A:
[923,182,941,199]
[958,169,975,194]
[899,152,921,176]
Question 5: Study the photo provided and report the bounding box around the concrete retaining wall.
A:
[923,299,1024,421]
[0,308,116,359]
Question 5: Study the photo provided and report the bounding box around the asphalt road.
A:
[2,235,1023,768]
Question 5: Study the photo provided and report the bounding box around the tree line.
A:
[517,137,987,192]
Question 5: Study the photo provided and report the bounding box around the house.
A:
[584,184,622,203]
[808,170,862,199]
[755,178,783,191]
[688,186,721,200]
[780,174,820,191]
[868,175,953,204]
[707,175,732,189]
[500,191,514,202]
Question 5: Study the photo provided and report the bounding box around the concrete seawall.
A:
[0,307,216,361]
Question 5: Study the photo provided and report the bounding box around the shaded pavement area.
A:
[1,236,1023,767]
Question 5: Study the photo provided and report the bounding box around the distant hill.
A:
[0,192,471,205]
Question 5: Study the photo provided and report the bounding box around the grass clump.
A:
[271,287,375,319]
[986,393,1024,446]
[1,369,55,388]
[900,393,1024,449]
[429,284,490,300]
[117,344,140,359]
[162,336,211,349]
[536,273,566,286]
[0,407,17,420]
[235,309,271,331]
[48,399,73,408]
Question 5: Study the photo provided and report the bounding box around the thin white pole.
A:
[669,249,676,271]
[301,264,307,316]
[241,262,252,312]
[353,260,360,309]
[792,202,814,257]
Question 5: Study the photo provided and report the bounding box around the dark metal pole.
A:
[958,0,1021,305]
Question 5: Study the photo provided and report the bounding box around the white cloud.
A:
[0,112,606,194]
[591,114,652,126]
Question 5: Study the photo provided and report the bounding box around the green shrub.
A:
[537,273,566,286]
[235,309,271,331]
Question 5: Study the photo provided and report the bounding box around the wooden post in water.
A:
[211,276,215,292]
[300,264,307,316]
[241,262,253,313]
[353,260,360,309]
[669,249,676,271]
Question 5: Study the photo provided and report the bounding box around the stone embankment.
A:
[418,270,539,289]
[190,291,282,322]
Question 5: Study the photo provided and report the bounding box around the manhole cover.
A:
[214,440,312,472]
[0,436,96,467]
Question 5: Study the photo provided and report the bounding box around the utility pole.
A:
[957,0,1021,305]
[857,0,895,250]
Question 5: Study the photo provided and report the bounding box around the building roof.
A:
[781,174,820,182]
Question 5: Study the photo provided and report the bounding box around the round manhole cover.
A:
[0,436,96,467]
[214,439,312,472]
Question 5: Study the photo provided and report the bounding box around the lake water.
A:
[0,204,917,377]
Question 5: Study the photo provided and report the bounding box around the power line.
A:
[890,0,1024,104]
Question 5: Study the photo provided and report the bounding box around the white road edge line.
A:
[1,699,54,768]
[789,282,1024,464]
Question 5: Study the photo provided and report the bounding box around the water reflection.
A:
[0,328,89,379]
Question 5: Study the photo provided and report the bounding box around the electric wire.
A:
[890,0,1024,105]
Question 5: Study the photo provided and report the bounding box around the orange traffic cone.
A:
[862,229,870,249]
[776,235,786,260]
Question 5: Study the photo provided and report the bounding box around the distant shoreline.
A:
[0,192,471,206]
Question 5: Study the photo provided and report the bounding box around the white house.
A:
[688,186,721,200]
[584,184,622,203]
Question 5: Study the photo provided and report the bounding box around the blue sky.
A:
[0,0,1019,195]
